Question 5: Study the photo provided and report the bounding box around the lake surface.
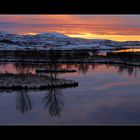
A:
[0,62,140,124]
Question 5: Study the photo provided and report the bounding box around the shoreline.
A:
[0,73,78,90]
[0,59,140,67]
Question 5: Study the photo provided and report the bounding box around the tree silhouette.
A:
[43,88,63,117]
[16,90,32,114]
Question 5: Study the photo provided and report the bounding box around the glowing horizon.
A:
[114,48,140,52]
[0,15,140,41]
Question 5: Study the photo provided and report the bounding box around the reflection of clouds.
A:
[53,85,140,124]
[85,96,140,124]
[37,89,140,124]
[0,65,140,123]
[93,80,140,90]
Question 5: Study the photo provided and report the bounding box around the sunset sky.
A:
[0,15,140,41]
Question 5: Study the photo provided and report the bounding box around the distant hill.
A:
[0,31,140,51]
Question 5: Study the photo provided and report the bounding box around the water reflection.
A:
[76,63,90,75]
[16,63,140,77]
[0,50,140,77]
[104,64,139,76]
[0,87,69,116]
[0,62,140,77]
[15,88,64,116]
[14,63,38,74]
[16,90,32,114]
[116,65,138,76]
[43,88,64,117]
[0,51,140,123]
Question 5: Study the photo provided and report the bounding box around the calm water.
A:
[0,62,140,124]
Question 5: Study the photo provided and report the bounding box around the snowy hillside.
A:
[0,31,140,51]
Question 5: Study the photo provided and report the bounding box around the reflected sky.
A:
[0,15,140,41]
[0,62,139,77]
[0,63,140,124]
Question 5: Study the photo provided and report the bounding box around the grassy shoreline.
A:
[0,73,78,89]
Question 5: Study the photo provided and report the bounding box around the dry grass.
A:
[0,73,78,89]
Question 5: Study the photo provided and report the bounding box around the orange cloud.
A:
[0,15,140,41]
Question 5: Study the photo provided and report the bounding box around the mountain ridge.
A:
[0,31,140,51]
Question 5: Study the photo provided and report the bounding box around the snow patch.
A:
[0,31,140,51]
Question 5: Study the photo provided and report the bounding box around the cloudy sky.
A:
[0,15,140,41]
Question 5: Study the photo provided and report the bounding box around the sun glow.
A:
[114,49,140,53]
[1,15,140,42]
[18,32,140,42]
[21,32,38,35]
[66,33,140,41]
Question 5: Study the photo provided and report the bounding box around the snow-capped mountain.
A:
[35,32,69,38]
[0,31,140,51]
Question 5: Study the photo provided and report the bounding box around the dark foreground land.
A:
[0,50,140,66]
[0,49,139,89]
[0,73,78,89]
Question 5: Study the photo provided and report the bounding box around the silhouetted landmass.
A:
[0,39,15,45]
[0,73,78,89]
